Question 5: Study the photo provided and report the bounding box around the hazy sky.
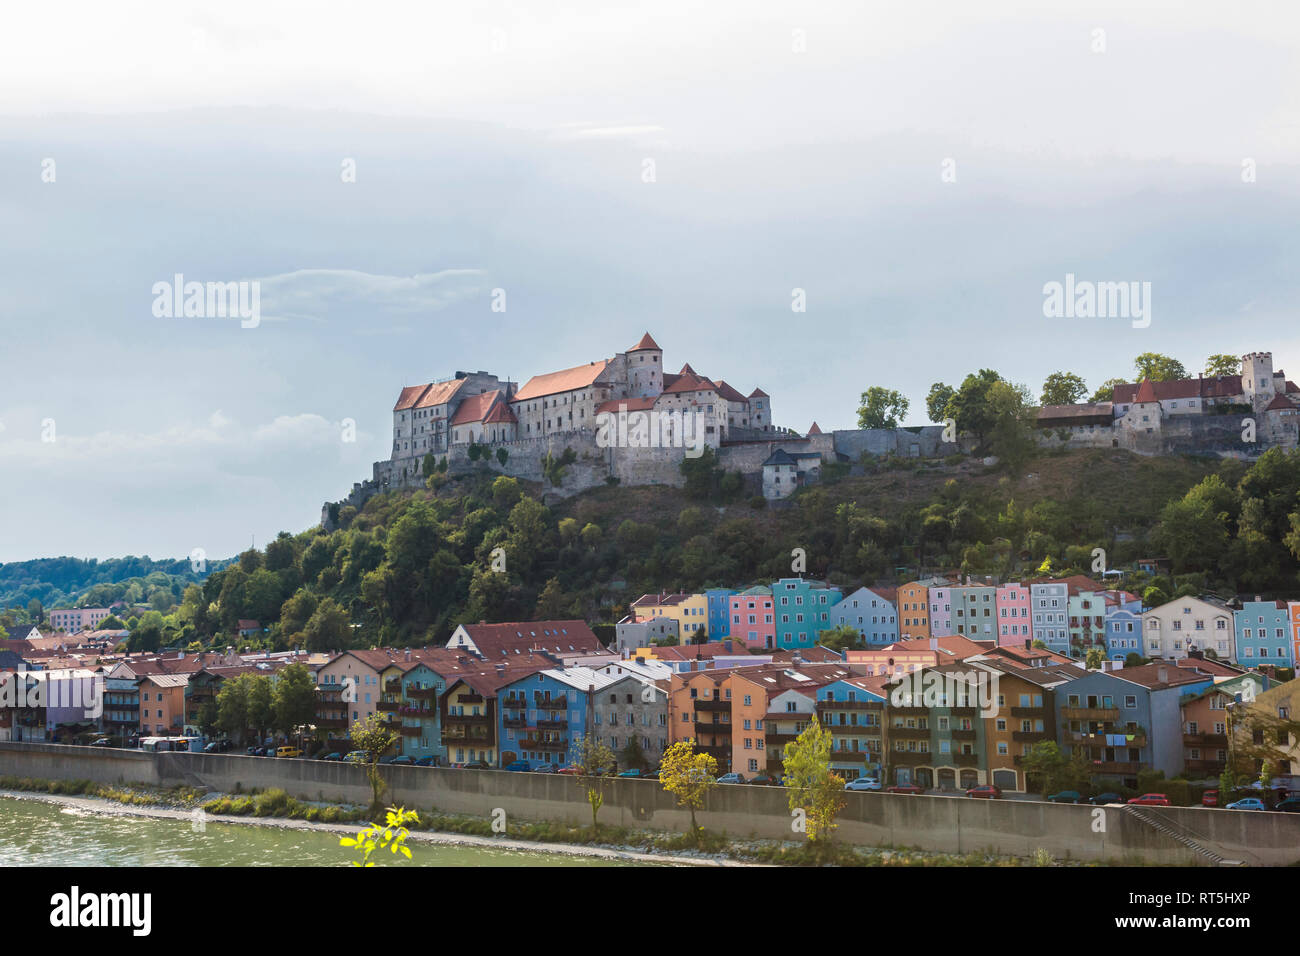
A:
[3,1,1300,563]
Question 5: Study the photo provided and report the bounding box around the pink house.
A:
[729,587,775,650]
[995,583,1032,647]
[929,587,953,637]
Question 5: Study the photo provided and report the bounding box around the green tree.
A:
[659,740,718,846]
[273,663,318,737]
[1089,378,1126,403]
[572,733,617,835]
[1134,352,1187,382]
[781,719,846,847]
[1040,371,1087,406]
[535,577,567,619]
[215,674,251,744]
[1085,647,1104,670]
[351,713,401,815]
[303,597,350,652]
[496,447,509,468]
[1203,354,1240,378]
[926,382,956,423]
[857,387,910,429]
[817,623,862,653]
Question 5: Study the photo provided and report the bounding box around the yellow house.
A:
[630,592,710,640]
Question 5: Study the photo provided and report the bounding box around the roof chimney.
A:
[1157,666,1169,683]
[930,637,939,651]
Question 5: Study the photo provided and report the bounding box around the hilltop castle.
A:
[1037,351,1300,454]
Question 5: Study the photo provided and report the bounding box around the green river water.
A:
[0,796,642,867]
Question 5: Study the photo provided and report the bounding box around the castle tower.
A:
[627,332,663,399]
[1242,351,1276,413]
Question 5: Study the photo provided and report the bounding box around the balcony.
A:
[400,706,433,718]
[376,700,400,712]
[890,726,931,739]
[1010,707,1045,718]
[502,696,529,709]
[890,751,933,766]
[536,719,568,731]
[533,695,567,710]
[1184,758,1226,775]
[817,699,878,712]
[830,750,868,762]
[503,716,526,729]
[949,707,978,718]
[951,729,977,740]
[399,726,421,737]
[1063,707,1119,722]
[1090,761,1140,775]
[384,680,402,694]
[694,699,731,711]
[1183,732,1227,747]
[315,718,348,729]
[521,738,569,752]
[444,713,490,726]
[953,753,980,767]
[695,744,729,763]
[406,687,436,700]
[694,722,732,738]
[1073,732,1147,749]
[765,733,798,747]
[1013,730,1050,742]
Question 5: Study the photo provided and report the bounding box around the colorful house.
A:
[1235,599,1294,670]
[1105,608,1143,661]
[825,586,899,647]
[771,578,842,649]
[705,588,736,640]
[1179,672,1271,779]
[928,583,954,637]
[1029,580,1070,655]
[951,584,997,640]
[811,676,888,781]
[496,667,616,767]
[630,592,710,640]
[995,583,1032,648]
[728,586,775,650]
[896,582,931,638]
[1141,595,1235,662]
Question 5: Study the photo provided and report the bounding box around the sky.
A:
[2,0,1300,563]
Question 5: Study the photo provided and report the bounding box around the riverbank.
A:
[0,775,1082,866]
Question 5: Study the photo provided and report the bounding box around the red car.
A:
[966,785,1002,799]
[885,784,923,795]
[556,765,583,775]
[1128,793,1170,806]
[1201,789,1219,807]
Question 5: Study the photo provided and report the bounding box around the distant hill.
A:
[0,555,228,612]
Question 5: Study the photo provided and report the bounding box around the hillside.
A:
[8,446,1298,653]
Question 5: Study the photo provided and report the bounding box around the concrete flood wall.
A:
[3,742,1298,865]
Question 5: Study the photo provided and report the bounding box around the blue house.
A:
[825,586,899,647]
[1105,608,1143,660]
[496,667,616,767]
[704,588,736,640]
[771,577,842,649]
[1234,599,1294,670]
[812,676,886,780]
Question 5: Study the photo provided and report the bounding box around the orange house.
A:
[896,583,931,638]
[139,674,189,735]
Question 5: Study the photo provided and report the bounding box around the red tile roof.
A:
[807,422,822,435]
[749,388,769,399]
[482,400,518,425]
[451,389,506,425]
[1113,374,1242,404]
[661,371,718,395]
[393,384,431,411]
[414,378,470,409]
[629,332,660,352]
[595,396,656,415]
[451,621,604,658]
[1133,378,1158,403]
[1265,394,1298,411]
[512,361,609,402]
[713,380,748,404]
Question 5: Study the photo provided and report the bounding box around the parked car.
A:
[1201,788,1219,807]
[1274,797,1300,813]
[245,746,261,756]
[717,772,746,784]
[845,777,882,792]
[1127,793,1171,806]
[1090,792,1123,805]
[390,755,414,766]
[202,741,222,753]
[321,751,343,761]
[555,765,583,775]
[462,760,490,770]
[504,760,532,772]
[1225,797,1267,811]
[885,784,923,795]
[747,774,778,786]
[966,784,1002,799]
[616,768,642,778]
[275,746,302,759]
[343,751,367,763]
[1047,790,1082,804]
[89,738,113,748]
[642,769,662,780]
[414,755,438,767]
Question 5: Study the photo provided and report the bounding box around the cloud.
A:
[255,268,489,323]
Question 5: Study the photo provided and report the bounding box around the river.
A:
[0,796,647,867]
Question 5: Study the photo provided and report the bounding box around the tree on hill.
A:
[1089,378,1126,404]
[926,383,956,423]
[1133,352,1187,382]
[817,623,863,653]
[1203,354,1241,378]
[857,387,909,429]
[1040,372,1087,406]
